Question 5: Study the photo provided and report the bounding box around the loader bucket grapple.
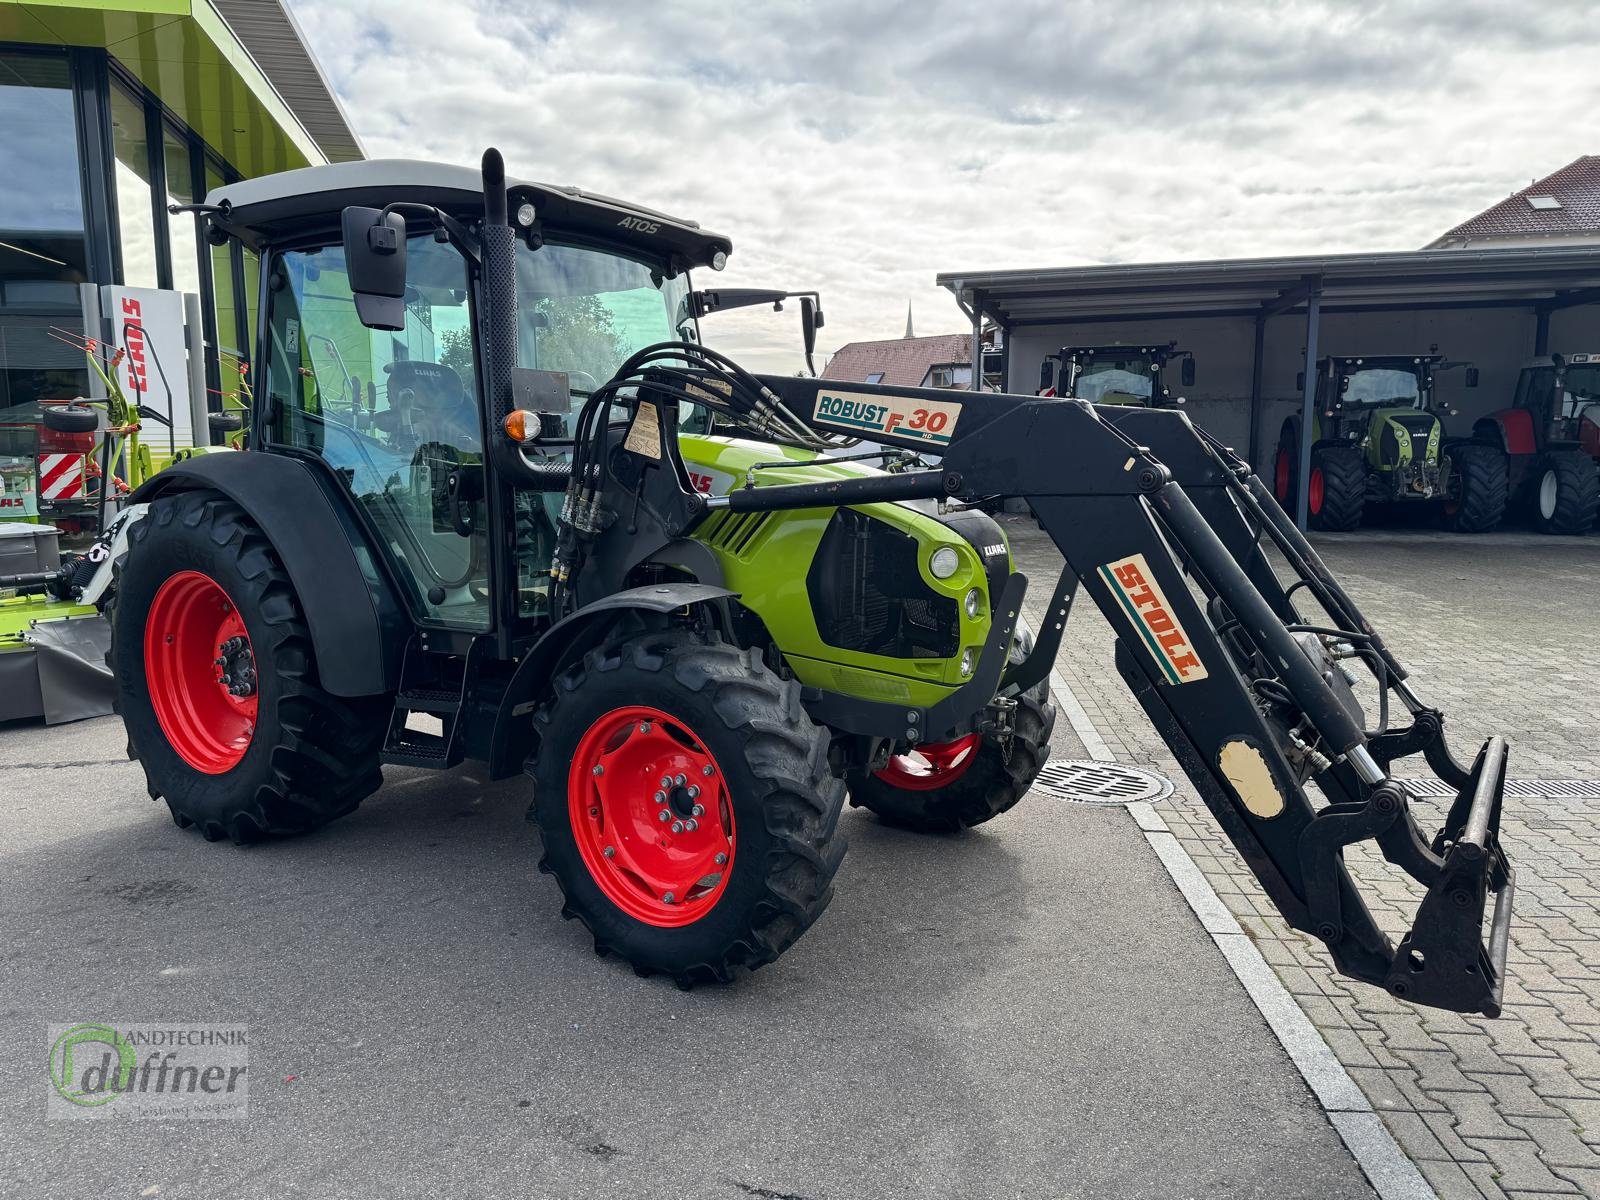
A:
[111,149,1514,1012]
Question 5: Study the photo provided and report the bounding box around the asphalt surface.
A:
[0,670,1372,1198]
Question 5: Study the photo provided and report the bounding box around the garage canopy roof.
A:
[938,245,1600,326]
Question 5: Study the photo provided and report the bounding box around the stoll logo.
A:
[47,1022,249,1119]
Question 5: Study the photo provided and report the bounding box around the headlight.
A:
[929,546,961,580]
[964,587,983,619]
[959,648,977,677]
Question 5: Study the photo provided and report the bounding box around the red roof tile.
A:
[821,333,974,388]
[1434,155,1600,243]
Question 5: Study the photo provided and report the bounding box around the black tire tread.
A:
[849,681,1056,833]
[1309,445,1366,532]
[115,491,387,843]
[1445,442,1508,533]
[1534,450,1600,534]
[529,634,846,987]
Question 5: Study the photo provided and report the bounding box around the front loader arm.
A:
[693,375,1513,1017]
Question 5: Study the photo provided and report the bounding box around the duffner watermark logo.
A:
[47,1023,248,1119]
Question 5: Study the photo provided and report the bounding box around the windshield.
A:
[1560,364,1600,417]
[503,241,691,388]
[1074,356,1154,401]
[1342,368,1421,407]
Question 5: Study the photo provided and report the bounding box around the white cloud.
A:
[287,0,1600,373]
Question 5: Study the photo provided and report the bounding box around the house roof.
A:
[821,333,974,387]
[1430,156,1600,246]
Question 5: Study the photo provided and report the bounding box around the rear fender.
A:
[1480,408,1536,456]
[127,453,405,697]
[487,582,736,779]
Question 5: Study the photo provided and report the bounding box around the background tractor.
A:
[1473,352,1600,534]
[103,151,1516,1018]
[1273,353,1504,533]
[1038,343,1195,407]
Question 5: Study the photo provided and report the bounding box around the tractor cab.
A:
[1514,352,1600,454]
[203,160,728,635]
[1038,343,1194,407]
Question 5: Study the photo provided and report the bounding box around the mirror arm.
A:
[378,202,481,263]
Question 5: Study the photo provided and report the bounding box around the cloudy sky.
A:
[287,0,1598,373]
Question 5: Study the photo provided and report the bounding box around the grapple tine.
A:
[1385,737,1513,1017]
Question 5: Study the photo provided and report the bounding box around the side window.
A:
[264,237,491,629]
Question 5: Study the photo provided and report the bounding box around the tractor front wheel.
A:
[113,491,387,843]
[529,633,846,986]
[1531,450,1600,534]
[849,679,1055,833]
[1443,443,1508,533]
[1308,446,1365,532]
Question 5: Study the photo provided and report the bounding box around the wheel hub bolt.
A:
[673,774,686,786]
[690,804,704,817]
[663,892,676,904]
[701,764,714,777]
[658,809,670,822]
[654,790,667,804]
[670,820,684,833]
[592,765,604,776]
[659,776,672,789]
[589,807,599,817]
[714,852,728,865]
[639,722,652,733]
[686,785,700,800]
[683,818,698,832]
[603,846,615,858]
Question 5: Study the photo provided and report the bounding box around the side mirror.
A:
[800,295,822,376]
[1180,357,1196,388]
[1552,352,1566,370]
[1039,360,1054,392]
[341,206,407,331]
[1465,366,1480,388]
[1296,371,1306,392]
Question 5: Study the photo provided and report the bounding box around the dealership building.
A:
[0,0,361,416]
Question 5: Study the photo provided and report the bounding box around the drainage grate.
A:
[1033,760,1174,805]
[1401,778,1600,801]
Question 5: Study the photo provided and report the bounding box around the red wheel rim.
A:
[1274,448,1291,502]
[1309,466,1325,515]
[568,705,735,928]
[144,571,258,774]
[873,734,982,792]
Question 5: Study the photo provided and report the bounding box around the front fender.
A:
[487,582,736,779]
[128,453,404,697]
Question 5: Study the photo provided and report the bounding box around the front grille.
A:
[807,509,959,659]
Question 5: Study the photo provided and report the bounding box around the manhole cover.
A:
[1401,778,1600,800]
[1033,760,1174,805]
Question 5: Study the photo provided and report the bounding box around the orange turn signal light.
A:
[503,409,535,442]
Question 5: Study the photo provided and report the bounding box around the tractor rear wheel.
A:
[528,633,846,986]
[1531,450,1599,534]
[1443,443,1508,533]
[1308,446,1365,532]
[112,491,388,843]
[848,679,1055,833]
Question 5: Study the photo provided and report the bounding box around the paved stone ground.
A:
[1006,516,1600,1200]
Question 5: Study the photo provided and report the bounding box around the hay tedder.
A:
[103,152,1514,1012]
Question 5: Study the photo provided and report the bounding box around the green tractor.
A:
[1273,353,1505,532]
[1038,343,1195,407]
[101,153,1521,1017]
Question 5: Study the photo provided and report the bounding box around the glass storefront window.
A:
[0,52,89,412]
[162,125,201,298]
[110,82,158,289]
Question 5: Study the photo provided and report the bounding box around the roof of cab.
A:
[206,158,732,270]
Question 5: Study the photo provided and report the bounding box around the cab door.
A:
[262,235,491,630]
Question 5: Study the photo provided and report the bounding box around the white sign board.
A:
[105,285,194,450]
